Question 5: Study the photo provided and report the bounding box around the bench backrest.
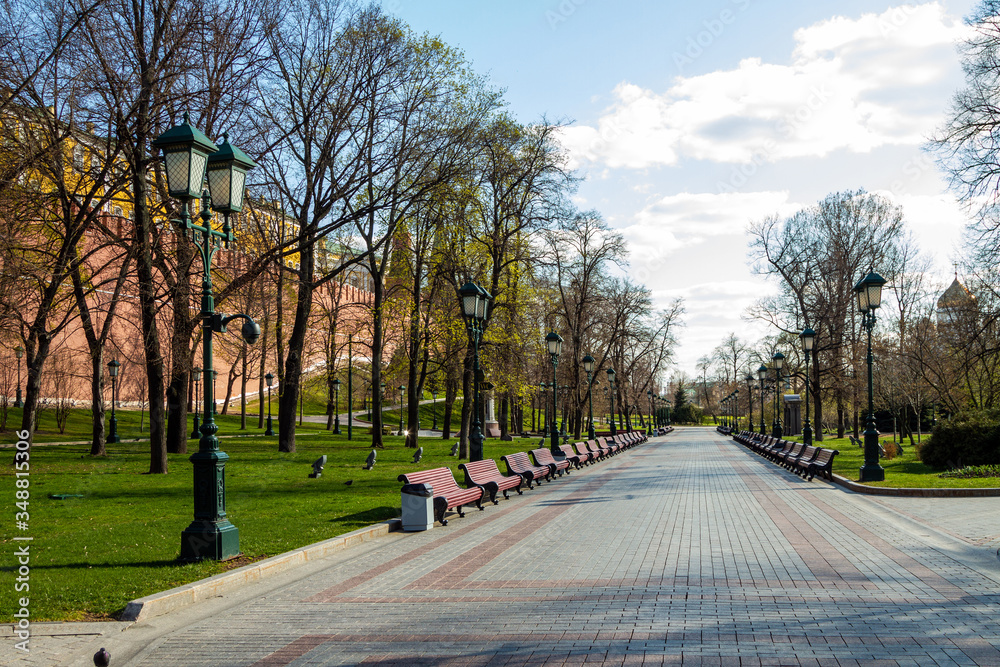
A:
[398,467,461,495]
[812,449,837,465]
[530,448,557,466]
[458,459,503,483]
[796,445,818,461]
[784,443,804,458]
[572,442,590,456]
[503,451,543,472]
[560,444,581,459]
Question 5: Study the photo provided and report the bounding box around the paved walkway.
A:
[11,427,1000,666]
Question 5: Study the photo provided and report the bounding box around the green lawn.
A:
[783,435,1000,488]
[0,414,542,622]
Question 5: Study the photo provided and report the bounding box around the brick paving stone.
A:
[13,428,1000,666]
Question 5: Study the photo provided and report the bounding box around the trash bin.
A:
[401,483,434,531]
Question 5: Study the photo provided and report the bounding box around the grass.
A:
[783,435,1000,488]
[0,414,541,622]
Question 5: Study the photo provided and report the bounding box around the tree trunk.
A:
[166,238,194,455]
[278,239,315,453]
[459,358,472,458]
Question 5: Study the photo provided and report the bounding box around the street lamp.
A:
[799,327,816,446]
[757,363,768,434]
[191,367,202,439]
[545,331,563,454]
[332,377,341,435]
[646,389,654,436]
[733,389,740,432]
[665,399,672,426]
[745,372,756,434]
[606,367,617,436]
[582,354,596,440]
[107,360,120,444]
[431,389,438,431]
[459,281,491,462]
[14,345,23,408]
[398,385,406,436]
[154,116,260,562]
[264,373,275,436]
[855,269,887,482]
[771,352,784,438]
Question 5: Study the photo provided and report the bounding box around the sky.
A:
[383,0,980,377]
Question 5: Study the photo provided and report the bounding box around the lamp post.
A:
[799,327,816,446]
[606,368,617,436]
[153,116,261,562]
[733,389,740,432]
[758,364,768,434]
[332,378,341,435]
[665,399,672,426]
[745,373,755,434]
[545,332,563,454]
[191,367,202,439]
[559,385,569,443]
[107,360,120,444]
[347,334,353,441]
[646,390,654,436]
[431,389,438,431]
[264,373,275,436]
[855,269,887,482]
[398,385,405,436]
[582,354,596,440]
[14,345,23,407]
[538,382,547,437]
[459,281,491,462]
[771,352,784,438]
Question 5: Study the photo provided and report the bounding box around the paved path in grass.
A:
[10,427,1000,666]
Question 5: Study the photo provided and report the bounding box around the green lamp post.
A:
[606,368,617,436]
[190,367,202,439]
[646,389,654,436]
[107,360,120,444]
[14,345,23,408]
[745,372,756,434]
[264,372,275,436]
[771,352,784,438]
[332,377,341,435]
[398,385,405,437]
[799,327,816,446]
[459,281,491,461]
[757,364,768,433]
[583,354,596,440]
[153,115,260,562]
[855,269,887,482]
[545,332,563,454]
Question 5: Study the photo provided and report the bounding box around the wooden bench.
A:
[561,443,590,467]
[530,447,571,477]
[798,448,839,481]
[458,459,522,505]
[573,441,598,463]
[500,451,551,489]
[397,467,484,526]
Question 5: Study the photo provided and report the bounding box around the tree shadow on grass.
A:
[329,506,398,527]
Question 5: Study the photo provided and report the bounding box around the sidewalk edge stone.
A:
[831,474,1000,497]
[119,518,401,623]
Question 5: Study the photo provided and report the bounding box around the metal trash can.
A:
[401,483,434,531]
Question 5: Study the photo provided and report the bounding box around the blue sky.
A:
[385,0,979,377]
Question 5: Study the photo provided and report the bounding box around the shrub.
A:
[916,409,1000,469]
[939,464,1000,479]
[671,404,702,425]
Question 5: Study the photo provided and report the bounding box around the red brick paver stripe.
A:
[729,458,871,590]
[248,634,333,666]
[308,459,639,602]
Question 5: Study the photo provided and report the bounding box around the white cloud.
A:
[623,190,798,275]
[559,3,967,169]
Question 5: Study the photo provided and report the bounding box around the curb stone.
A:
[831,473,1000,497]
[119,518,401,623]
